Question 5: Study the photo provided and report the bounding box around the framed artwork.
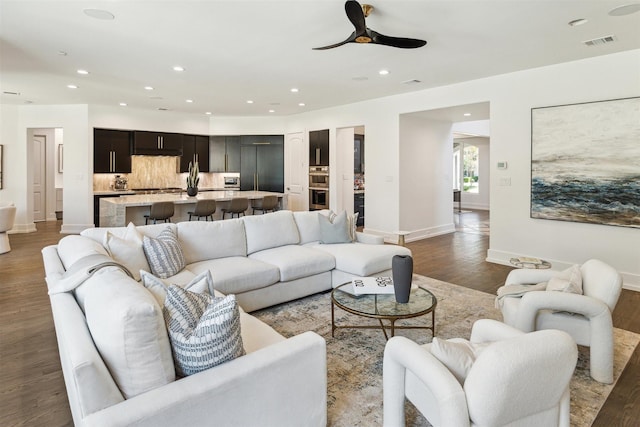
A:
[531,97,640,229]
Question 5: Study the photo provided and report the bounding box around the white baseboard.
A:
[365,223,456,244]
[487,249,640,292]
[7,223,37,234]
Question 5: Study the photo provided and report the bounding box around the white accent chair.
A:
[383,319,577,427]
[500,259,622,383]
[0,201,17,254]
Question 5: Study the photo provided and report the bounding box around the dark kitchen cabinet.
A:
[354,134,364,173]
[93,128,132,173]
[309,129,329,166]
[210,136,241,172]
[133,131,183,156]
[354,193,365,227]
[240,135,284,192]
[179,135,210,172]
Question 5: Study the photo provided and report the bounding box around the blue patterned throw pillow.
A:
[142,227,185,278]
[163,286,245,377]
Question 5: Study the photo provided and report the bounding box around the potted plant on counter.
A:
[186,161,200,197]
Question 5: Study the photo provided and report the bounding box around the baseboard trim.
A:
[60,223,94,235]
[487,249,640,292]
[365,223,456,244]
[8,223,37,234]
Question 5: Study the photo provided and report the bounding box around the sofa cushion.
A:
[81,223,176,244]
[83,269,175,399]
[141,270,215,306]
[293,211,322,244]
[103,223,150,281]
[319,211,351,244]
[239,311,286,353]
[429,337,491,385]
[57,235,110,270]
[187,257,280,295]
[143,227,186,279]
[163,286,245,377]
[312,242,412,276]
[249,245,336,282]
[176,218,247,264]
[327,210,358,242]
[243,210,300,255]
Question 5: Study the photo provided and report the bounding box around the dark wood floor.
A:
[0,212,637,426]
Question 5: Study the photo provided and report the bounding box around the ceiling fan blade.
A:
[345,0,367,35]
[371,30,427,49]
[312,31,357,50]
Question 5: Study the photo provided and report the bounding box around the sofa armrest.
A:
[355,231,384,245]
[82,331,327,427]
[517,291,611,331]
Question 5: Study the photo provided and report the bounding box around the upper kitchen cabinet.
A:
[309,129,329,166]
[133,131,183,156]
[93,128,132,173]
[354,133,365,173]
[179,135,210,172]
[240,135,284,192]
[210,136,240,172]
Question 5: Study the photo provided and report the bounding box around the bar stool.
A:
[188,199,217,221]
[144,201,174,224]
[221,198,248,219]
[251,195,279,215]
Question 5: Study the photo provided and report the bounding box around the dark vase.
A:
[186,187,198,197]
[392,255,413,303]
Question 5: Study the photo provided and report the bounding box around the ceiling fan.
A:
[313,0,427,50]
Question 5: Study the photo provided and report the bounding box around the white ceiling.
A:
[1,1,639,117]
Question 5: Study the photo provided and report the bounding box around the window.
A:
[463,144,479,193]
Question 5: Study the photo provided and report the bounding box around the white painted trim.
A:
[7,223,37,234]
[60,223,94,235]
[365,223,456,244]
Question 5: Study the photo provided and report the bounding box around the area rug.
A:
[253,275,639,427]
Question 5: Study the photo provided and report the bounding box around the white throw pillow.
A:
[327,210,358,242]
[319,211,352,244]
[430,337,491,384]
[103,222,150,281]
[546,264,583,294]
[163,286,245,377]
[142,227,186,278]
[141,270,214,306]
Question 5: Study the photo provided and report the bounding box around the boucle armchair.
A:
[0,201,16,254]
[500,259,622,383]
[383,319,577,427]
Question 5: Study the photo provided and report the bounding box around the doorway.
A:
[29,128,62,222]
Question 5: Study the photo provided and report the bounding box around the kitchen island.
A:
[99,190,287,227]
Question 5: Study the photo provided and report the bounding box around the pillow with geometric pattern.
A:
[163,285,245,377]
[140,270,214,306]
[142,227,185,279]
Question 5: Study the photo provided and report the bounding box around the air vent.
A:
[3,91,20,95]
[583,35,616,46]
[402,79,422,85]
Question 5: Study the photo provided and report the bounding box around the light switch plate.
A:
[497,161,508,170]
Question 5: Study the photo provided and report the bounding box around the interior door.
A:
[285,132,306,211]
[33,134,46,222]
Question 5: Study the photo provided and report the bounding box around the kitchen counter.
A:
[98,190,287,227]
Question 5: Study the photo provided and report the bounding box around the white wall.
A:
[399,115,455,239]
[336,127,355,214]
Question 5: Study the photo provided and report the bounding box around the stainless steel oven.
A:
[309,166,329,188]
[309,188,329,210]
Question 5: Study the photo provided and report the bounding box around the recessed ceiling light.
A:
[119,102,127,107]
[568,18,588,26]
[609,3,640,16]
[77,69,89,75]
[144,86,154,91]
[298,103,306,107]
[186,99,193,103]
[83,9,115,20]
[268,109,275,113]
[290,88,299,93]
[67,84,78,89]
[379,69,390,75]
[247,100,254,104]
[463,113,471,117]
[205,112,212,115]
[173,66,185,72]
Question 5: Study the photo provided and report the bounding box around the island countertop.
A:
[98,190,287,227]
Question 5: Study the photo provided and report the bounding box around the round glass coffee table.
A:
[331,282,437,340]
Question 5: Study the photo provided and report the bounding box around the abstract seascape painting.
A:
[531,97,640,229]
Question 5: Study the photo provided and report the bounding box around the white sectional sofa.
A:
[42,210,410,426]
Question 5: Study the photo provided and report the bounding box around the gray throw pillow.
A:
[142,227,185,279]
[163,286,245,377]
[319,210,352,244]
